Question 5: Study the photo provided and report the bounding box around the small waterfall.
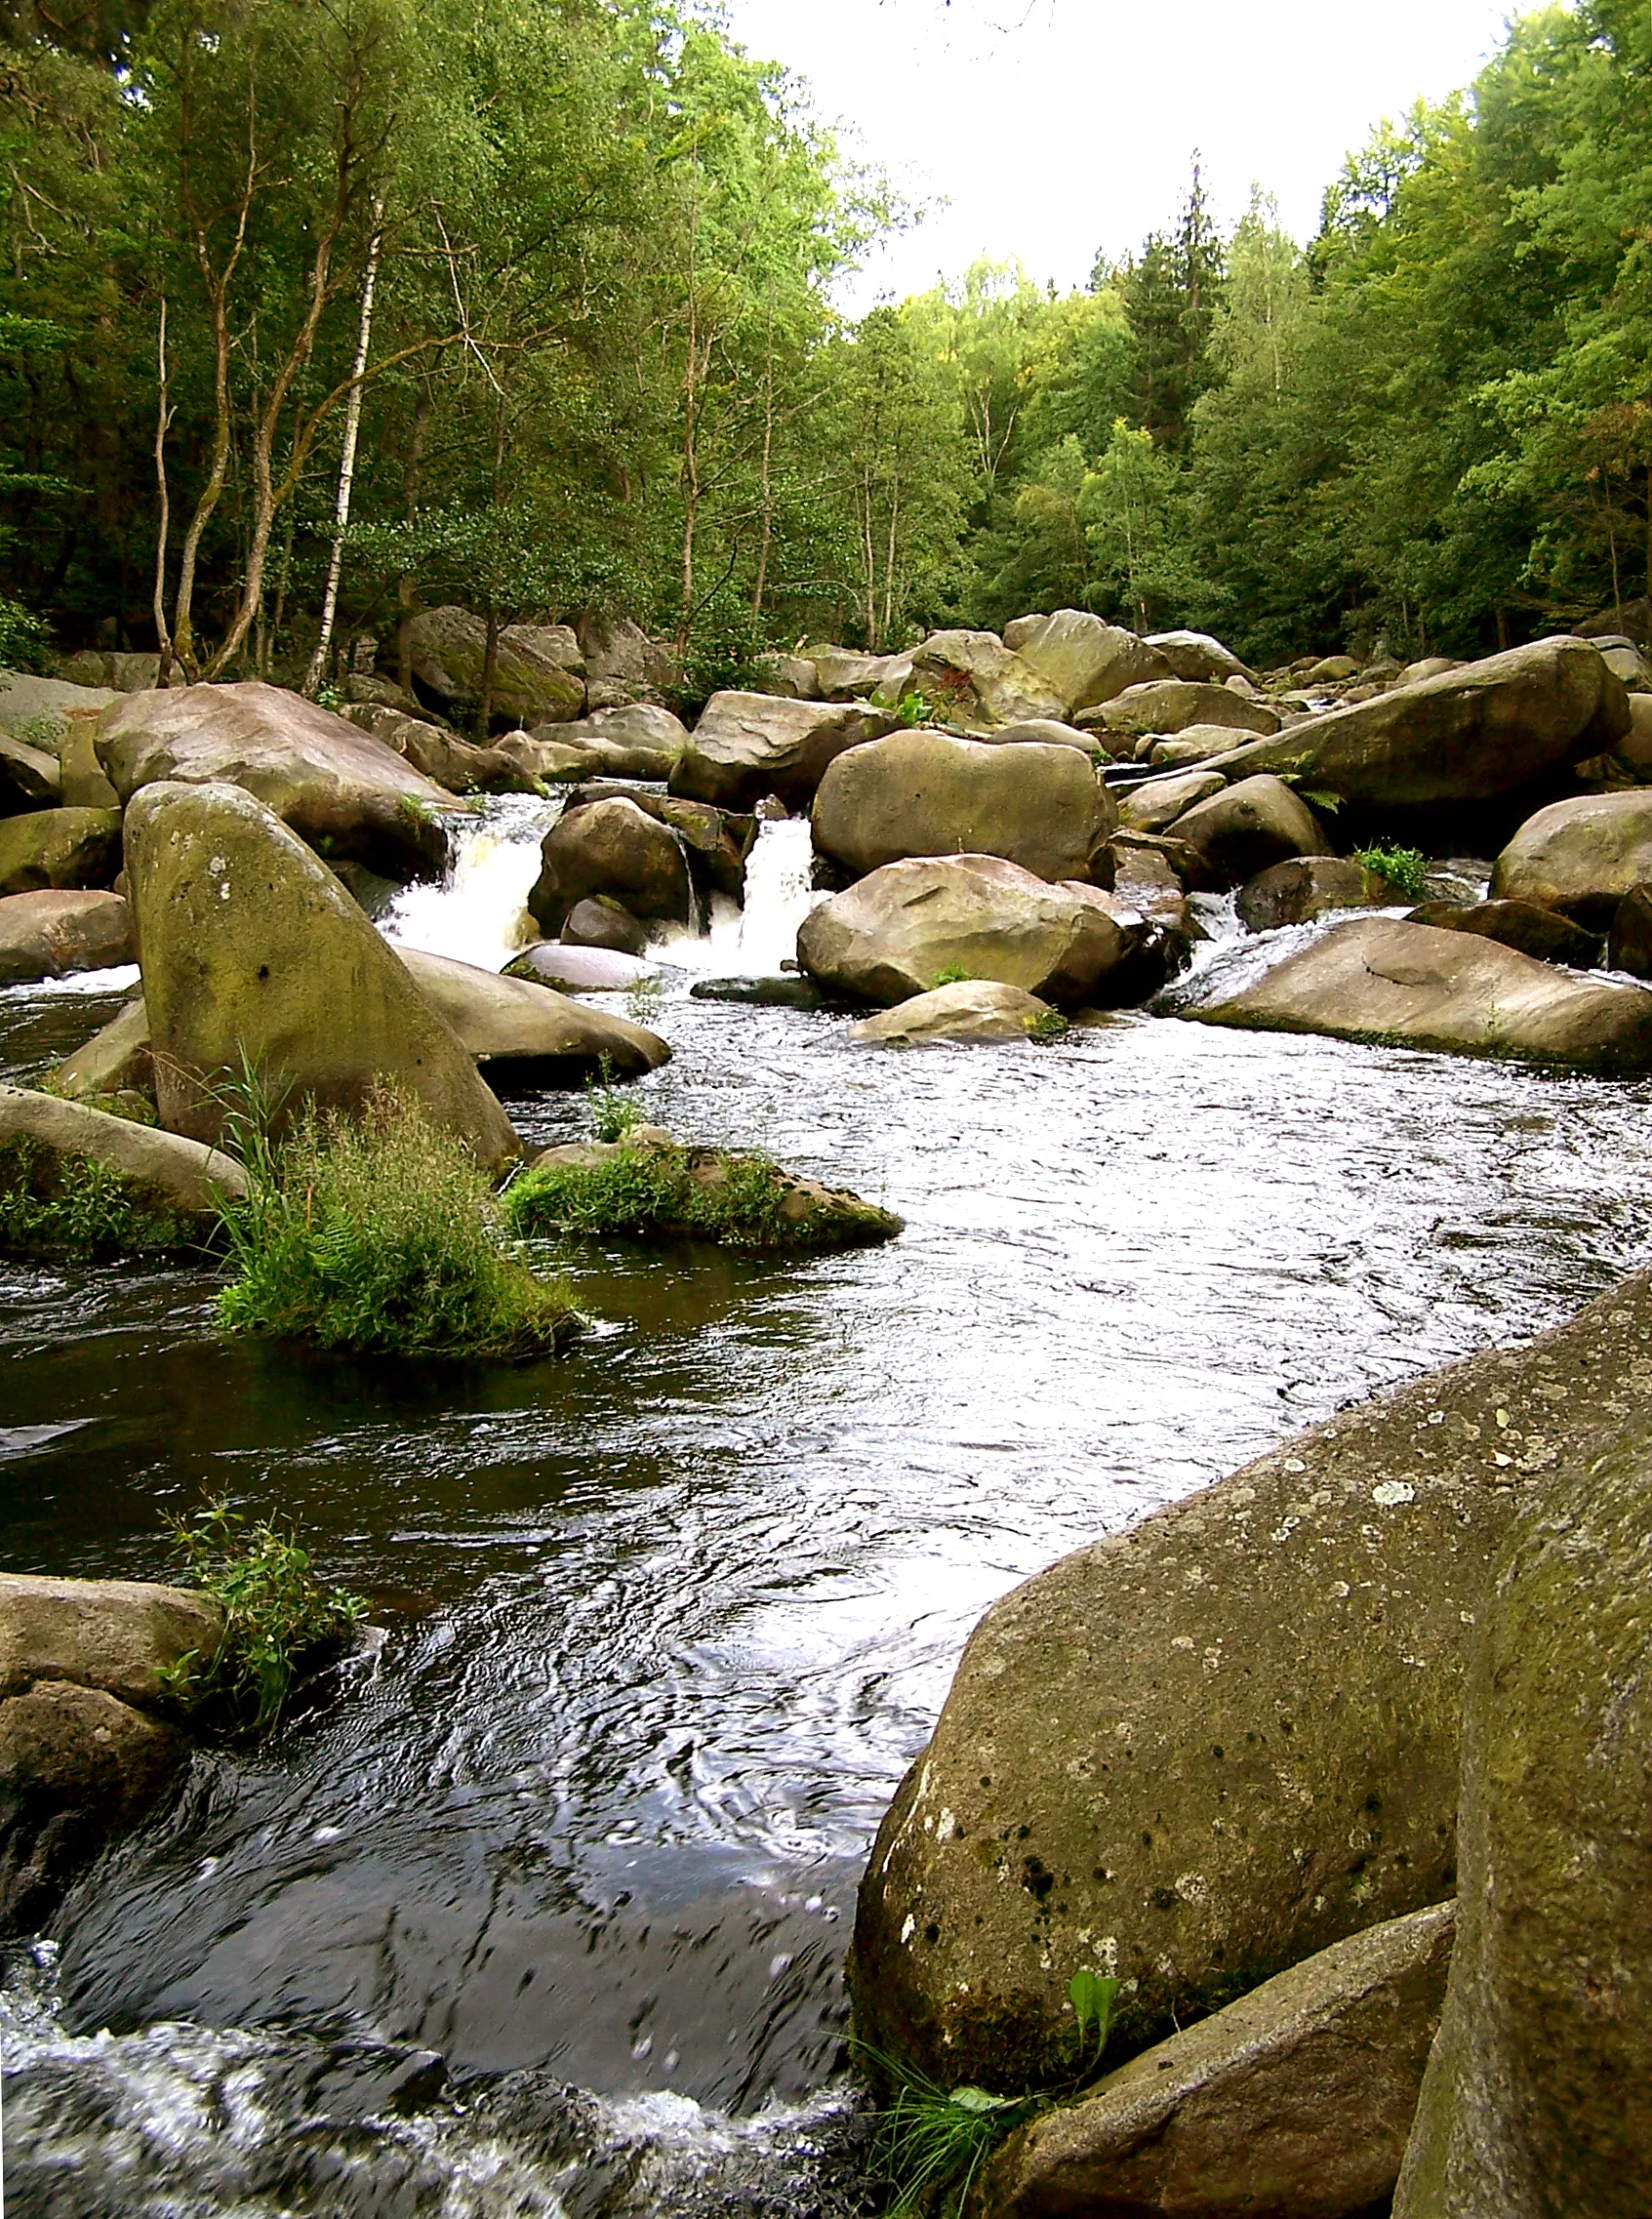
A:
[656,818,822,976]
[382,793,564,972]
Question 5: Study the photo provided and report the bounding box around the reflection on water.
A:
[2,967,1650,2211]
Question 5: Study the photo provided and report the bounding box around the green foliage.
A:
[585,1058,647,1145]
[932,965,972,988]
[161,1496,368,1735]
[1026,1009,1069,1043]
[1068,1968,1121,2067]
[893,689,937,728]
[1354,843,1430,899]
[856,2045,1038,2219]
[0,592,43,673]
[504,1141,822,1253]
[0,1135,188,1258]
[216,1084,575,1359]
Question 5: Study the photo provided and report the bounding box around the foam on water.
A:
[382,794,565,972]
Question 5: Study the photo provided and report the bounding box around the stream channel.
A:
[2,797,1650,2214]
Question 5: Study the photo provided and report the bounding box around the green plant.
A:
[1068,1968,1121,2070]
[0,592,44,675]
[315,682,344,713]
[161,1496,368,1733]
[857,2045,1038,2219]
[1353,843,1429,900]
[216,1083,577,1358]
[624,974,663,1028]
[893,689,937,729]
[0,1136,190,1259]
[1026,1009,1069,1042]
[932,965,973,989]
[585,1055,647,1144]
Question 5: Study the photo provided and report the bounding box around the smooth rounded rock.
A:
[0,1085,247,1222]
[906,629,1068,730]
[850,980,1055,1046]
[503,941,659,993]
[1011,612,1174,714]
[1237,856,1374,932]
[671,692,895,812]
[1406,897,1601,968]
[397,948,668,1082]
[1116,769,1227,835]
[527,796,693,934]
[562,896,648,956]
[1491,787,1652,924]
[0,889,131,985]
[1172,774,1330,885]
[406,607,584,726]
[0,807,122,898]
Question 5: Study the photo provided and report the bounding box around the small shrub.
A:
[892,689,937,729]
[1025,1009,1069,1043]
[505,1142,806,1251]
[625,974,664,1028]
[932,965,972,989]
[1353,843,1429,900]
[315,682,344,713]
[857,2045,1038,2219]
[161,1496,368,1734]
[585,1056,647,1144]
[217,1084,577,1358]
[0,1135,189,1259]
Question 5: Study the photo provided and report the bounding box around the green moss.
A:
[504,1140,898,1254]
[0,1134,191,1259]
[216,1085,578,1358]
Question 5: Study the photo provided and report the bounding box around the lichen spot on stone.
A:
[1372,1480,1415,1507]
[901,1914,916,1947]
[937,1808,959,1842]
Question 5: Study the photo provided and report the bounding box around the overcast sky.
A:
[719,0,1529,306]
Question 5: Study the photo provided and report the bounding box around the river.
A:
[2,802,1648,2214]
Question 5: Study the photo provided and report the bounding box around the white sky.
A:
[719,0,1528,307]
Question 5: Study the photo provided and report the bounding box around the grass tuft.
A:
[0,1134,190,1259]
[1353,842,1429,900]
[856,2044,1038,2218]
[504,1141,807,1251]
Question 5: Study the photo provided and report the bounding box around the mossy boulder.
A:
[0,806,121,897]
[849,1272,1652,2092]
[50,996,152,1101]
[398,947,668,1081]
[1009,613,1174,713]
[405,606,585,727]
[1169,774,1330,886]
[1490,787,1652,925]
[342,703,539,796]
[527,795,693,934]
[906,630,1068,731]
[1090,681,1281,742]
[1236,856,1375,932]
[0,1086,247,1250]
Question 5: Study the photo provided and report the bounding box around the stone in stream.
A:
[1619,691,1652,774]
[1394,1425,1652,2218]
[1171,774,1331,887]
[502,941,659,994]
[98,680,455,881]
[849,1270,1652,2094]
[1189,916,1652,1072]
[1146,724,1256,768]
[750,651,822,700]
[0,807,121,897]
[849,980,1056,1045]
[987,1902,1456,2219]
[1087,680,1281,742]
[1607,883,1652,976]
[526,795,693,935]
[1007,612,1174,714]
[905,630,1068,731]
[1405,896,1601,968]
[49,996,152,1101]
[0,1084,248,1229]
[501,702,690,783]
[1115,768,1227,836]
[797,855,1144,1008]
[124,781,519,1169]
[810,728,1116,884]
[0,888,131,984]
[0,728,62,810]
[690,975,823,1010]
[397,948,668,1082]
[342,703,539,796]
[1490,787,1652,925]
[969,717,1096,753]
[405,607,585,727]
[562,895,649,957]
[57,714,122,808]
[1236,855,1375,932]
[670,691,896,812]
[1144,628,1257,686]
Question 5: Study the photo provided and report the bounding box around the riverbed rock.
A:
[562,896,648,956]
[1090,681,1281,742]
[751,653,822,700]
[670,693,896,811]
[907,630,1068,731]
[0,1572,225,1712]
[1393,1425,1652,2219]
[1490,787,1652,925]
[0,807,121,897]
[1405,897,1601,968]
[987,1901,1456,2219]
[406,607,585,727]
[124,782,518,1168]
[0,1085,248,1224]
[797,855,1143,1008]
[1116,769,1227,835]
[1205,638,1630,819]
[1144,629,1256,686]
[58,715,122,808]
[98,681,453,881]
[524,704,689,780]
[1147,725,1256,768]
[397,948,668,1082]
[0,889,131,984]
[1010,613,1173,715]
[526,796,693,935]
[689,975,823,1010]
[576,612,675,704]
[502,941,658,994]
[810,647,913,703]
[1236,856,1374,933]
[1189,916,1652,1072]
[49,996,153,1101]
[1171,775,1330,886]
[811,729,1115,884]
[1607,884,1652,976]
[56,650,159,693]
[849,980,1056,1046]
[848,1270,1652,2092]
[0,672,115,742]
[343,704,538,796]
[0,729,62,812]
[973,718,1095,754]
[524,1131,899,1252]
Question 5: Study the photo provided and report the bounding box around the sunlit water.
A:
[3,819,1651,2213]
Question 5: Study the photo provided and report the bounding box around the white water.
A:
[653,818,822,976]
[382,794,565,972]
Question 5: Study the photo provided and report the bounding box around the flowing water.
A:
[4,805,1651,2214]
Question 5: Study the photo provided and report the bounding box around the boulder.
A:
[529,704,689,779]
[562,895,648,956]
[977,718,1097,753]
[689,975,823,1010]
[987,1902,1456,2219]
[0,672,115,740]
[0,889,131,984]
[1171,775,1330,885]
[1490,787,1652,925]
[907,630,1068,731]
[1147,725,1256,768]
[1189,916,1652,1072]
[98,681,453,881]
[1236,856,1375,933]
[750,653,822,700]
[810,647,913,702]
[1400,657,1460,686]
[526,796,693,934]
[1010,614,1174,715]
[124,782,518,1169]
[1394,1426,1652,2218]
[850,980,1056,1046]
[576,612,675,703]
[1207,638,1630,816]
[797,855,1143,1009]
[550,783,752,904]
[670,693,896,811]
[0,1572,224,1711]
[342,704,538,796]
[1090,681,1281,741]
[49,996,152,1101]
[848,1269,1652,2090]
[1144,629,1256,686]
[502,942,658,994]
[1116,769,1227,835]
[0,807,120,897]
[397,948,668,1082]
[58,714,121,808]
[1406,898,1601,968]
[0,729,61,811]
[1307,654,1361,684]
[0,1084,248,1222]
[811,729,1115,884]
[1618,693,1652,774]
[405,607,585,726]
[55,650,159,693]
[525,1131,899,1251]
[1608,884,1652,977]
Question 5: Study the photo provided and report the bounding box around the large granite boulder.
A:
[1171,774,1330,885]
[1405,897,1601,968]
[57,715,121,808]
[811,728,1115,884]
[670,693,895,811]
[405,607,585,726]
[520,703,688,780]
[1237,856,1374,932]
[1009,613,1174,714]
[1394,1425,1652,2218]
[342,703,538,796]
[1608,883,1652,976]
[810,647,913,703]
[397,948,668,1082]
[0,729,61,812]
[907,630,1068,731]
[1091,680,1281,742]
[1189,916,1652,1072]
[0,807,121,897]
[849,980,1056,1046]
[0,672,116,740]
[849,1271,1652,2090]
[54,650,159,693]
[1144,629,1256,685]
[1116,769,1227,835]
[503,941,657,994]
[1208,637,1629,815]
[988,1903,1455,2219]
[98,681,453,881]
[562,895,648,956]
[576,612,675,705]
[1490,787,1652,925]
[797,855,1143,1008]
[0,1573,224,1712]
[0,1085,248,1226]
[124,782,518,1169]
[0,889,131,984]
[526,796,693,934]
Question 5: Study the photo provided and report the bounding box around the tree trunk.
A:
[480,603,499,736]
[151,296,176,686]
[396,379,432,693]
[305,203,383,699]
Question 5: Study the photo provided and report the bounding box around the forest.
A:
[0,0,1648,700]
